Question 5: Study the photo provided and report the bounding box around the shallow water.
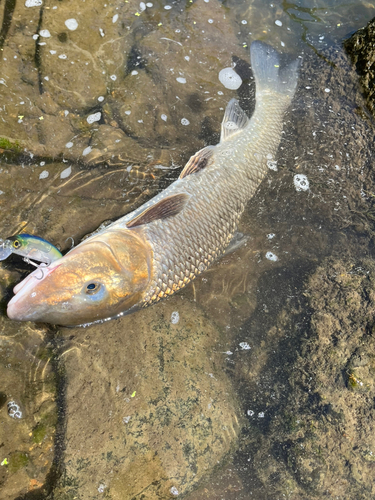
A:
[1,0,375,499]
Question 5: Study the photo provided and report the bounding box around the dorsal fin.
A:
[126,193,190,228]
[179,146,215,180]
[220,98,249,142]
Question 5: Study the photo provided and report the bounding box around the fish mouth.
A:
[7,264,60,322]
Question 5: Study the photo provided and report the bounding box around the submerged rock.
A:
[0,0,243,166]
[344,16,375,117]
[0,317,57,500]
[52,300,242,499]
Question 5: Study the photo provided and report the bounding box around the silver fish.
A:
[7,41,300,326]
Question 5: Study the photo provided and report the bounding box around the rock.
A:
[0,316,56,499]
[0,0,244,167]
[344,17,375,116]
[52,299,242,499]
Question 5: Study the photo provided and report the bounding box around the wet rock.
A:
[0,317,56,499]
[52,300,242,499]
[344,16,375,116]
[225,258,375,499]
[0,0,245,167]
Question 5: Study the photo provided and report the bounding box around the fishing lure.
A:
[0,234,62,265]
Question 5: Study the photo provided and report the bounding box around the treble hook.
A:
[22,258,48,280]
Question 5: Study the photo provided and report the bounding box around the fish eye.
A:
[13,240,21,249]
[85,282,101,295]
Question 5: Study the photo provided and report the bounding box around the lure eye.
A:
[13,240,21,249]
[85,282,101,295]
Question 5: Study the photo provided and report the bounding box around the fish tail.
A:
[250,41,300,98]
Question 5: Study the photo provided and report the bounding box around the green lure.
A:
[0,234,62,265]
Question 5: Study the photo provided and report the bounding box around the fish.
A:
[7,41,300,327]
[0,234,62,264]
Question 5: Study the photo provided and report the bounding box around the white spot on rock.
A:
[112,14,119,23]
[25,0,42,7]
[239,342,251,350]
[275,19,282,26]
[161,114,167,121]
[87,112,101,124]
[60,166,72,179]
[171,311,179,324]
[98,484,107,493]
[65,142,73,148]
[218,67,242,90]
[293,174,309,191]
[176,77,186,84]
[181,118,190,126]
[170,486,179,497]
[267,160,278,171]
[8,401,22,419]
[82,146,92,156]
[265,252,278,262]
[39,29,51,37]
[65,18,78,31]
[110,74,117,81]
[39,170,49,179]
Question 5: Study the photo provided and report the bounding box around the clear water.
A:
[1,0,375,499]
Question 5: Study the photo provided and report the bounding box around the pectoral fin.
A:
[126,193,190,228]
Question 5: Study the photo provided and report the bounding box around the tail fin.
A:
[250,41,300,98]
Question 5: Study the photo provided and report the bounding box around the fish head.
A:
[7,229,151,326]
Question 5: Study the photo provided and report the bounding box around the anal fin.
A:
[223,232,250,256]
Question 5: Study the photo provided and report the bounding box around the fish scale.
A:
[142,164,258,305]
[139,83,299,307]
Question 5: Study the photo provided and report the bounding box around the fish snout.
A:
[7,265,60,322]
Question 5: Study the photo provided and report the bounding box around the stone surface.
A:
[344,16,375,116]
[0,316,57,499]
[52,299,241,499]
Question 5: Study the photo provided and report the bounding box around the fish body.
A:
[7,41,300,326]
[0,234,62,264]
